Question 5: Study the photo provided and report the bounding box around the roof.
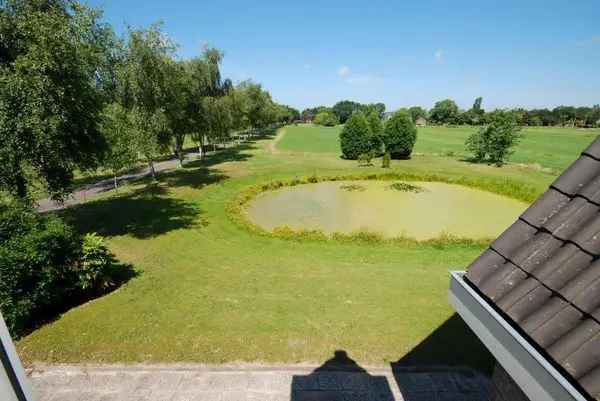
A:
[465,136,600,400]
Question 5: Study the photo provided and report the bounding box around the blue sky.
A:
[88,0,600,111]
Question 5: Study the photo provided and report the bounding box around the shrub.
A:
[382,111,417,159]
[77,233,118,293]
[366,110,384,155]
[465,111,522,166]
[382,151,391,168]
[0,199,81,336]
[313,111,339,126]
[340,113,373,159]
[357,152,374,166]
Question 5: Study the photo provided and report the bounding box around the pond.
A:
[245,181,528,240]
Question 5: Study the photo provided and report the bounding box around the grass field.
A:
[279,124,598,172]
[18,125,560,372]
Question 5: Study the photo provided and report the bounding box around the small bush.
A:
[466,111,522,166]
[340,113,373,159]
[382,111,417,159]
[387,182,425,193]
[77,233,119,293]
[313,111,339,126]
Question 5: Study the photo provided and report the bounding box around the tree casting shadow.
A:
[62,184,204,239]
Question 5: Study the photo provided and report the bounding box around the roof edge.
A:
[449,271,591,401]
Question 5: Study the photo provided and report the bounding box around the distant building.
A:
[415,116,427,126]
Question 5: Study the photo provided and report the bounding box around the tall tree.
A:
[100,103,138,189]
[429,99,460,124]
[0,0,114,200]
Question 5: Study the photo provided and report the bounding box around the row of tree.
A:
[413,98,600,127]
[303,101,386,125]
[0,1,298,202]
[339,110,417,160]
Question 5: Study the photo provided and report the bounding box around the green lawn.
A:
[278,124,598,172]
[18,126,557,372]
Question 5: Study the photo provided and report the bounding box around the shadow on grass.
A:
[290,350,395,401]
[391,313,494,374]
[62,184,204,239]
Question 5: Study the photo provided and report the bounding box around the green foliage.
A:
[0,0,113,200]
[0,199,81,336]
[382,111,417,159]
[332,100,363,123]
[366,110,384,155]
[357,152,374,166]
[382,151,391,168]
[408,106,427,122]
[429,99,460,124]
[100,103,138,181]
[466,111,522,166]
[387,182,425,193]
[78,233,119,293]
[339,113,373,159]
[313,110,339,126]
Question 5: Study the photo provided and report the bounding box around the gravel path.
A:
[28,363,490,401]
[36,152,201,213]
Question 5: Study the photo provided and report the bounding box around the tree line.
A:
[303,98,600,128]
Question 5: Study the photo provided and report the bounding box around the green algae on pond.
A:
[246,181,528,240]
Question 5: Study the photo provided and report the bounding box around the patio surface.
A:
[29,362,491,401]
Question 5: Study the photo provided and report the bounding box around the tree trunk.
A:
[149,160,156,180]
[113,174,118,190]
[198,143,203,159]
[15,173,28,200]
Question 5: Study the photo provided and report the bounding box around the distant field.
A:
[277,124,342,153]
[277,124,599,171]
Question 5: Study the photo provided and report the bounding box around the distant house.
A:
[415,116,427,126]
[450,137,600,401]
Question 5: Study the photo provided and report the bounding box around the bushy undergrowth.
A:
[0,199,132,337]
[227,172,536,245]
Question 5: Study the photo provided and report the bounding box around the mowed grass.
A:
[18,127,556,372]
[279,124,598,172]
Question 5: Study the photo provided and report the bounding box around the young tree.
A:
[339,113,372,159]
[100,103,138,189]
[465,111,522,166]
[0,0,114,200]
[429,99,460,125]
[366,110,384,155]
[313,110,339,126]
[120,24,174,178]
[382,111,417,159]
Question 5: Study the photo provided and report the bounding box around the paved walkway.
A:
[29,363,490,401]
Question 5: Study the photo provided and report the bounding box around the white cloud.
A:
[435,49,444,64]
[337,65,351,77]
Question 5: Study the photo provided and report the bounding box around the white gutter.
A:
[0,312,35,401]
[449,271,588,401]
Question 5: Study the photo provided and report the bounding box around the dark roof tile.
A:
[543,197,600,241]
[579,174,600,204]
[548,319,600,362]
[561,332,600,379]
[490,220,537,258]
[528,304,583,348]
[521,297,570,333]
[562,262,600,315]
[551,155,600,196]
[533,244,594,291]
[509,232,562,273]
[496,277,539,310]
[464,249,505,286]
[581,136,600,160]
[520,188,569,228]
[570,215,600,255]
[505,285,553,324]
[580,366,600,399]
[478,263,528,301]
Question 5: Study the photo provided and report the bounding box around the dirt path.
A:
[29,363,490,401]
[267,127,287,154]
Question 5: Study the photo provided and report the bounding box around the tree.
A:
[120,24,174,178]
[0,0,114,200]
[382,111,417,159]
[408,106,427,123]
[429,99,460,125]
[332,100,363,123]
[366,110,384,155]
[339,113,372,159]
[100,103,138,189]
[313,110,339,126]
[465,111,522,166]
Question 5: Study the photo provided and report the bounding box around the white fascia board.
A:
[449,271,588,401]
[0,312,35,401]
